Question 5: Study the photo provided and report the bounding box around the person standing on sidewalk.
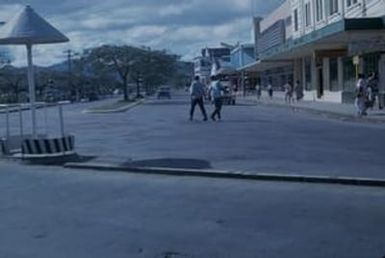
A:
[355,74,368,116]
[209,75,224,121]
[284,81,293,104]
[367,72,381,109]
[267,82,273,99]
[294,80,304,101]
[256,83,262,100]
[189,76,208,121]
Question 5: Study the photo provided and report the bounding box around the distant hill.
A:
[47,61,68,72]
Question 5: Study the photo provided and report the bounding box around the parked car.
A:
[157,86,171,99]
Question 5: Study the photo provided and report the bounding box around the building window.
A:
[329,0,339,15]
[285,16,292,27]
[329,58,339,91]
[305,57,312,90]
[316,0,324,21]
[305,2,312,27]
[294,9,299,31]
[363,53,379,76]
[347,0,358,7]
[343,57,355,91]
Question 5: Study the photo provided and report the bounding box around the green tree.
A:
[85,45,148,101]
[0,65,27,103]
[85,45,179,100]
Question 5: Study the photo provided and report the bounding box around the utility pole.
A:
[63,49,78,101]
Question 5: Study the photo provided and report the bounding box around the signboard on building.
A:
[349,39,385,56]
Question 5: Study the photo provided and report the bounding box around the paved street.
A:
[1,94,385,257]
[2,92,385,178]
[0,162,384,258]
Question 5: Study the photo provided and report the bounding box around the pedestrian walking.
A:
[256,83,262,100]
[294,80,304,101]
[209,75,224,121]
[189,75,208,121]
[355,74,368,116]
[367,72,381,109]
[366,80,375,110]
[284,81,293,104]
[267,82,273,99]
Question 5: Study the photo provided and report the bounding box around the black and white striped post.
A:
[20,102,75,159]
[21,135,75,157]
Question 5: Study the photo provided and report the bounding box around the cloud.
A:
[0,0,282,66]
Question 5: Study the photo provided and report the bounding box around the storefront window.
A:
[329,58,339,91]
[363,53,379,77]
[329,0,339,15]
[305,57,312,90]
[343,57,355,92]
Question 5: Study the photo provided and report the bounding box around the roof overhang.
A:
[239,59,293,72]
[259,17,385,61]
[0,6,69,45]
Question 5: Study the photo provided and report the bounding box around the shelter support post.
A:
[59,103,65,138]
[26,44,37,138]
[6,105,10,140]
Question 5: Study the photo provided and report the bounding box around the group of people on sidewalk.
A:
[255,80,304,104]
[355,72,381,116]
[188,72,381,120]
[189,75,224,121]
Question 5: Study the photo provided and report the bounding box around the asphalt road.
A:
[0,161,384,258]
[1,95,385,257]
[1,92,385,178]
[1,91,385,178]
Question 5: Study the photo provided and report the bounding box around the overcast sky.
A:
[0,0,282,66]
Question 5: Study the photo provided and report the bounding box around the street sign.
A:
[353,56,360,65]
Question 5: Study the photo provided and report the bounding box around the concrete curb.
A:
[64,162,385,188]
[0,103,57,114]
[82,99,144,114]
[249,99,385,124]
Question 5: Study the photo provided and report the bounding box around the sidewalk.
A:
[243,91,385,123]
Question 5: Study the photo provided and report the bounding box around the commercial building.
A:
[230,43,257,92]
[243,0,385,103]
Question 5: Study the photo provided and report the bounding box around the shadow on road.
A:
[145,100,190,106]
[122,158,212,169]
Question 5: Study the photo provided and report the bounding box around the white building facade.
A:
[247,0,385,103]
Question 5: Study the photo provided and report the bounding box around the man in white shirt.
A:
[189,76,208,121]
